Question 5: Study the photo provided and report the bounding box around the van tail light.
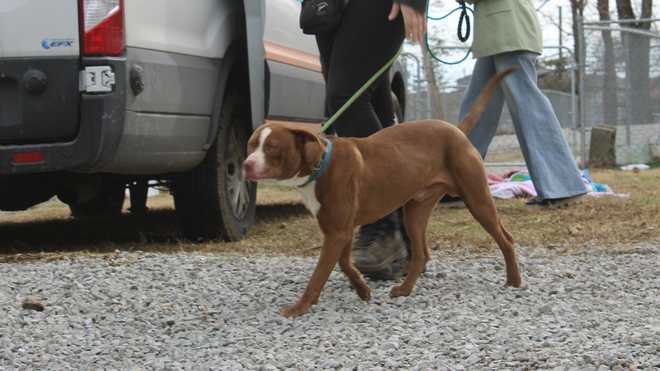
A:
[12,151,45,165]
[80,0,125,56]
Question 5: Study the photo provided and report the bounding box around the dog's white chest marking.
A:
[297,182,321,216]
[273,177,321,216]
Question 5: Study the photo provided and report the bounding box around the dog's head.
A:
[242,123,326,182]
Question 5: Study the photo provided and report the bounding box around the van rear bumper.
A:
[0,57,126,175]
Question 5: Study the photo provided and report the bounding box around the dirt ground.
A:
[0,168,658,263]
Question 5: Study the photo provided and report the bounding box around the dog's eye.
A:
[264,144,280,156]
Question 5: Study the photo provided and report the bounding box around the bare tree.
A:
[570,0,587,72]
[570,0,588,135]
[616,0,654,125]
[598,0,618,124]
[420,39,445,120]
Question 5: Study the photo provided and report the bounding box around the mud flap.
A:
[243,0,266,129]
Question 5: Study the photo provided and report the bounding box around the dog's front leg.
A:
[280,232,351,318]
[338,239,371,302]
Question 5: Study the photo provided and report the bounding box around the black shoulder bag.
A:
[299,0,349,35]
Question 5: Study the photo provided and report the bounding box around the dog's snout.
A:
[243,159,254,172]
[243,159,258,181]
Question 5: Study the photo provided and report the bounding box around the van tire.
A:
[173,92,256,242]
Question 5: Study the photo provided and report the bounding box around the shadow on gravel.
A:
[0,203,309,258]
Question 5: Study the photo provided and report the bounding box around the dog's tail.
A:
[457,67,516,135]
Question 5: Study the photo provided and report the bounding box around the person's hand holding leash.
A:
[389,3,426,43]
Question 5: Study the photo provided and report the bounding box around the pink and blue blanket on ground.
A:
[488,169,628,200]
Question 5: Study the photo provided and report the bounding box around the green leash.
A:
[319,46,403,134]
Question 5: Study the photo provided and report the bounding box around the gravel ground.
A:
[1,245,659,370]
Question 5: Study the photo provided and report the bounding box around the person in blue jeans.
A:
[353,0,588,280]
[458,0,587,206]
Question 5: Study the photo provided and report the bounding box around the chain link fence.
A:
[402,18,660,168]
[579,17,660,165]
[403,46,581,170]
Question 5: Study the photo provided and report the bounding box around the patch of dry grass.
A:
[0,169,658,263]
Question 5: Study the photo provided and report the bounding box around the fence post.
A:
[571,65,578,157]
[576,14,588,168]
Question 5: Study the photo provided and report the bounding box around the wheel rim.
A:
[223,125,252,220]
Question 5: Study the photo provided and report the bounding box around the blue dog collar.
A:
[299,137,333,188]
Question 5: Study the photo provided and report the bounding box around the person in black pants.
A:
[315,0,427,279]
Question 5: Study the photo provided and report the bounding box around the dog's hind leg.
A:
[459,185,522,288]
[339,241,372,302]
[424,193,447,265]
[390,197,437,298]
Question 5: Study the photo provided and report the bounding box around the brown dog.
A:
[243,69,521,317]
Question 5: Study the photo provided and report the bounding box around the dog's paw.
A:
[356,286,372,302]
[389,285,412,298]
[279,303,310,318]
[505,277,523,288]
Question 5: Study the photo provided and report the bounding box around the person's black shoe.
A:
[526,193,586,208]
[440,195,461,203]
[352,212,410,280]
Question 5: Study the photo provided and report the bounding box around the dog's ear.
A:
[290,128,325,174]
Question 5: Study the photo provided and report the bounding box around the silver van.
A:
[0,0,408,241]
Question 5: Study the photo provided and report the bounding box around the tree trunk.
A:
[615,0,635,20]
[570,0,587,135]
[420,43,445,120]
[639,0,653,125]
[597,0,618,125]
[616,0,653,126]
[570,0,586,93]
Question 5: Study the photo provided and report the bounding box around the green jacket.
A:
[467,0,543,58]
